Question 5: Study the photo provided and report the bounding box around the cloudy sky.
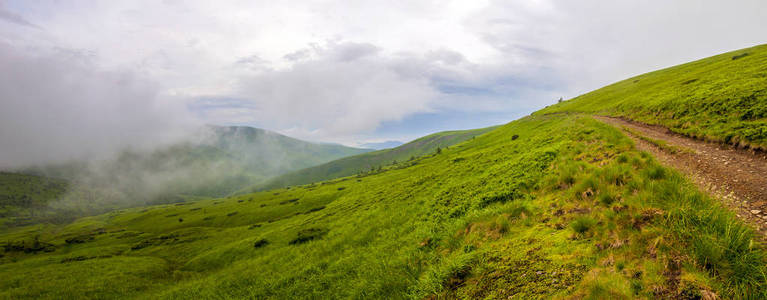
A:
[1,0,766,165]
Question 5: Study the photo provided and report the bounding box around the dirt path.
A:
[595,116,767,237]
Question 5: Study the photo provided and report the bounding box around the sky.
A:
[1,0,766,167]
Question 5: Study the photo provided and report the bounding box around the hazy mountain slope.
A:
[360,140,404,149]
[538,43,767,149]
[2,126,369,225]
[207,125,371,174]
[250,125,499,191]
[4,46,767,299]
[26,125,370,198]
[0,172,68,223]
[1,115,763,299]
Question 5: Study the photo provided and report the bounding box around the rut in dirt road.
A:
[596,116,767,237]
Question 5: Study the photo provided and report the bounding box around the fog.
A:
[0,42,198,169]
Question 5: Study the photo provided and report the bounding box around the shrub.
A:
[289,228,328,245]
[253,239,269,248]
[732,52,749,60]
[305,206,326,213]
[65,234,95,244]
[279,198,299,205]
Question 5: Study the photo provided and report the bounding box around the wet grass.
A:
[0,115,764,299]
[539,43,767,150]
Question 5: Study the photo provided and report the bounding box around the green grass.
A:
[620,126,693,154]
[0,172,69,225]
[247,125,499,192]
[538,43,767,150]
[1,115,764,299]
[2,126,371,227]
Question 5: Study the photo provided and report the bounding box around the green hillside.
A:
[3,126,369,226]
[1,114,764,299]
[250,125,499,191]
[3,45,767,299]
[0,173,68,225]
[538,43,767,149]
[29,125,370,198]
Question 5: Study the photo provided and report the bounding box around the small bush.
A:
[732,52,749,60]
[279,198,299,205]
[253,239,269,248]
[305,206,326,214]
[3,237,56,253]
[65,234,95,244]
[681,78,698,85]
[289,228,328,245]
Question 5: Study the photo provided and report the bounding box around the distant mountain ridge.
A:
[359,140,404,150]
[4,125,370,223]
[248,125,500,191]
[4,45,767,299]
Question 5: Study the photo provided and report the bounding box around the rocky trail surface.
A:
[596,116,767,238]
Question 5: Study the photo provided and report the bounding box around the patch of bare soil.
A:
[596,116,767,238]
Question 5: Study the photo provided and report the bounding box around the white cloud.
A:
[1,0,766,150]
[214,41,437,141]
[0,42,197,168]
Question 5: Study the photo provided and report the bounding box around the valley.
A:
[1,26,767,300]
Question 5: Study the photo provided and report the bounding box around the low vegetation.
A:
[248,125,499,192]
[539,44,767,150]
[1,115,764,298]
[620,126,693,155]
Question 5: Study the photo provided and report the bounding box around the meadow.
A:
[250,125,498,192]
[538,44,767,150]
[2,114,764,299]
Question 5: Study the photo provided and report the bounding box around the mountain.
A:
[359,140,404,149]
[2,45,767,299]
[538,44,767,150]
[0,172,68,226]
[246,125,499,192]
[4,125,370,224]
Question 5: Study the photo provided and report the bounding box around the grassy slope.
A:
[1,115,764,299]
[29,126,371,199]
[250,125,499,192]
[0,126,370,226]
[538,44,767,149]
[0,173,68,223]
